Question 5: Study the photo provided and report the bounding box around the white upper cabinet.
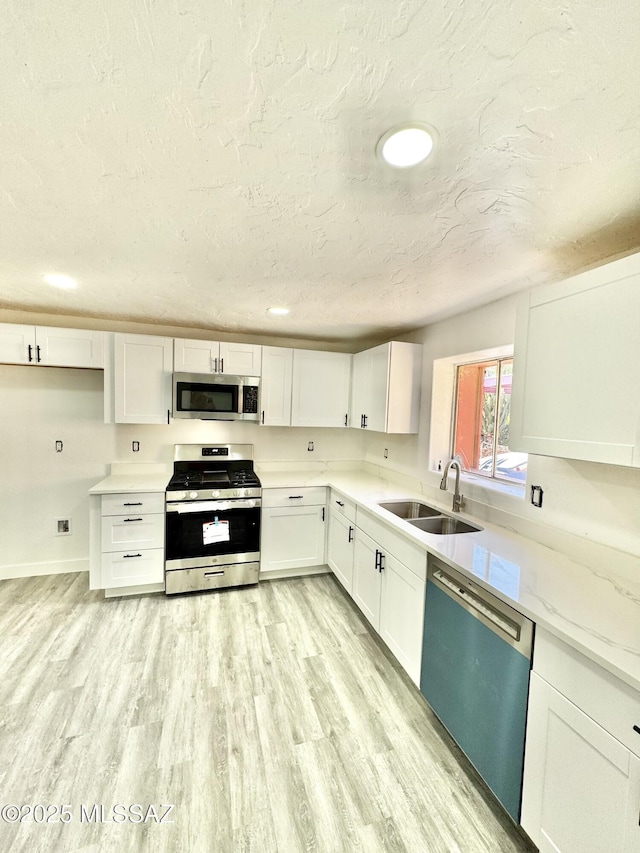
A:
[111,333,173,424]
[0,324,104,368]
[350,341,422,433]
[173,338,261,376]
[291,350,352,428]
[260,346,293,426]
[510,252,640,468]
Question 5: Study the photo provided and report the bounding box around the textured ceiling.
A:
[1,0,639,343]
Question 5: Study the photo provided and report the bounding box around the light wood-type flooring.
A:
[0,572,535,853]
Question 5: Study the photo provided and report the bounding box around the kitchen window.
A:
[451,357,528,484]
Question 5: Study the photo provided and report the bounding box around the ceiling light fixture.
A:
[377,123,437,168]
[43,273,78,290]
[267,307,290,316]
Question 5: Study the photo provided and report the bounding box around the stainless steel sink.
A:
[377,500,441,519]
[408,516,483,535]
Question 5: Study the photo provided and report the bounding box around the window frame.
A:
[450,355,525,486]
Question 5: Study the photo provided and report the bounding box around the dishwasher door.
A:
[420,559,534,823]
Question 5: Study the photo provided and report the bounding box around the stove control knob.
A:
[234,489,240,496]
[212,490,220,498]
[189,491,198,499]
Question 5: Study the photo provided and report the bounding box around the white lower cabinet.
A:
[353,529,383,628]
[351,512,426,686]
[327,508,356,593]
[95,491,165,591]
[521,628,640,851]
[260,488,327,575]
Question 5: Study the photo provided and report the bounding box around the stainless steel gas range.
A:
[165,444,261,595]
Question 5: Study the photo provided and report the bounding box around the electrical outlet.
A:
[530,485,544,508]
[56,518,72,535]
[384,448,388,459]
[132,441,140,452]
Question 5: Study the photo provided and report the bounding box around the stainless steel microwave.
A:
[172,373,260,421]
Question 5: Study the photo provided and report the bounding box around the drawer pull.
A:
[288,495,304,499]
[336,500,345,507]
[123,517,143,522]
[123,553,142,559]
[633,725,640,735]
[204,570,225,578]
[124,502,143,506]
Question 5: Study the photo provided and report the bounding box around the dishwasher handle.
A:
[429,561,534,659]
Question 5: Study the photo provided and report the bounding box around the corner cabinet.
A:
[105,333,173,424]
[510,252,640,467]
[260,487,327,576]
[350,341,422,433]
[0,323,104,368]
[260,347,352,428]
[521,628,640,852]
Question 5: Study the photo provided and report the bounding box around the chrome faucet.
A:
[440,456,465,512]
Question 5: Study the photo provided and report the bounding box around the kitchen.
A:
[1,1,640,851]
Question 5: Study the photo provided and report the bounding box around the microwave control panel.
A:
[243,386,259,414]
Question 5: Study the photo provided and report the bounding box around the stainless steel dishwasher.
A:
[420,557,534,823]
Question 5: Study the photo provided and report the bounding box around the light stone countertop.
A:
[88,462,640,693]
[259,467,640,694]
[89,463,172,495]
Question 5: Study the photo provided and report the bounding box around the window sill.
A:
[459,471,526,501]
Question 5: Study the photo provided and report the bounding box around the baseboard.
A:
[0,557,89,580]
[259,565,330,581]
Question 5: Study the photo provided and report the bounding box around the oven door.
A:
[165,499,260,569]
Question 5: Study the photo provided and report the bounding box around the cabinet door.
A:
[511,254,640,468]
[261,346,293,426]
[379,555,425,685]
[521,672,640,853]
[291,350,351,428]
[219,342,261,376]
[349,350,370,430]
[327,509,355,594]
[352,529,382,629]
[366,343,391,432]
[260,504,326,573]
[0,324,36,364]
[36,327,105,368]
[114,333,173,424]
[174,338,218,374]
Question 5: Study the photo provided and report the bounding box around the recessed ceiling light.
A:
[267,307,290,316]
[43,273,78,290]
[377,124,437,168]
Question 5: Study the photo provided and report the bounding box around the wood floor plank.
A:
[0,571,534,853]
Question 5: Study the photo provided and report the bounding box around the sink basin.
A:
[377,500,441,519]
[408,516,483,535]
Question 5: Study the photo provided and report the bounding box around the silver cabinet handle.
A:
[204,570,225,578]
[220,357,224,373]
[213,357,218,372]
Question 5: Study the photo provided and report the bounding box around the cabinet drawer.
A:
[356,508,426,580]
[102,548,164,588]
[262,486,327,508]
[329,491,357,523]
[101,513,165,552]
[101,492,165,516]
[534,627,640,758]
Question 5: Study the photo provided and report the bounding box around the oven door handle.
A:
[166,499,261,513]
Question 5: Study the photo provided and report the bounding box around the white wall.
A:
[0,363,363,579]
[363,294,640,558]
